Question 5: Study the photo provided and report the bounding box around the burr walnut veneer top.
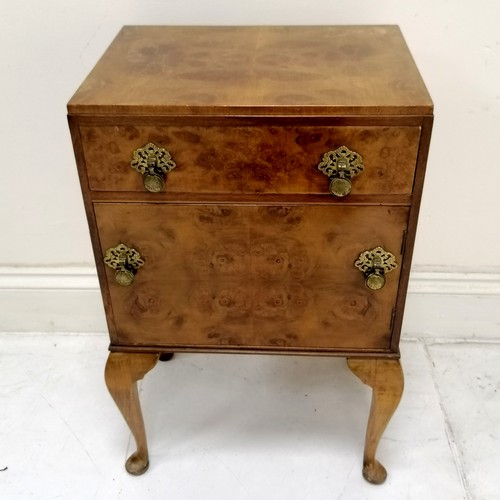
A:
[68,26,432,116]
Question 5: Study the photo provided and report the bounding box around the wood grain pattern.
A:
[347,358,404,484]
[104,352,159,475]
[67,26,432,116]
[68,116,119,342]
[390,115,433,351]
[80,125,420,195]
[67,25,434,480]
[94,203,408,351]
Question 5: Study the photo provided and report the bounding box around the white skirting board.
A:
[0,267,499,340]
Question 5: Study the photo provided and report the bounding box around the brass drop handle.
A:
[317,146,364,197]
[354,246,397,290]
[131,142,176,192]
[104,243,145,286]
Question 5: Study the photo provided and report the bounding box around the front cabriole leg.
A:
[105,352,159,475]
[347,358,404,484]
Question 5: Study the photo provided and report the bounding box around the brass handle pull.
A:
[104,243,145,286]
[318,146,364,197]
[131,142,176,192]
[354,246,397,290]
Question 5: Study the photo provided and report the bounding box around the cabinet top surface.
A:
[68,25,433,117]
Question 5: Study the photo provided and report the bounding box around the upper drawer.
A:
[80,125,421,195]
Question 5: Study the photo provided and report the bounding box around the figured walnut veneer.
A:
[80,125,421,195]
[95,204,408,351]
[68,26,432,116]
[68,25,433,483]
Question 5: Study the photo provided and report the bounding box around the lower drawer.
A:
[94,203,409,352]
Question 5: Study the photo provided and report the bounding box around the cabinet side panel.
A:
[391,115,434,350]
[68,116,118,343]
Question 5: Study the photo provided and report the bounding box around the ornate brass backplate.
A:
[317,146,364,197]
[354,246,397,290]
[131,142,176,192]
[104,243,145,286]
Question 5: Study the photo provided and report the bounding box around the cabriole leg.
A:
[347,358,404,484]
[105,352,159,475]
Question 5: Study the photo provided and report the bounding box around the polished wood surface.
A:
[80,124,420,195]
[347,358,404,484]
[390,115,433,351]
[104,352,159,475]
[95,203,408,352]
[68,25,433,479]
[68,26,432,116]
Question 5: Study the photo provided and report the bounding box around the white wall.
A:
[1,0,499,271]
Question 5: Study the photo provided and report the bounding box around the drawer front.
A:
[82,125,420,196]
[95,203,408,351]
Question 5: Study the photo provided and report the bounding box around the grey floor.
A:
[1,333,498,499]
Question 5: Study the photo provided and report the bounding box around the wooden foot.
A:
[105,352,159,475]
[347,358,404,484]
[159,352,174,362]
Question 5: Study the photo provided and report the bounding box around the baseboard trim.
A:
[1,267,499,337]
[408,271,500,295]
[0,267,99,290]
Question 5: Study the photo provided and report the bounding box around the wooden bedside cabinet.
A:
[68,26,432,484]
